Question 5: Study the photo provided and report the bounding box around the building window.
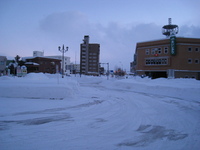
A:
[195,47,199,52]
[195,59,199,64]
[164,47,168,54]
[151,48,156,55]
[161,58,167,64]
[151,48,161,55]
[158,48,162,54]
[158,59,161,64]
[188,47,192,52]
[188,58,192,64]
[145,58,168,66]
[146,49,149,55]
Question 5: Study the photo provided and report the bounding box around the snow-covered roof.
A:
[22,56,61,61]
[24,62,39,65]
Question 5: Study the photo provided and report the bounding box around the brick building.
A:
[134,37,200,80]
[24,57,61,74]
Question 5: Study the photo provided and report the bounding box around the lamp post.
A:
[58,44,68,78]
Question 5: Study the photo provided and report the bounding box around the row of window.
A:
[89,56,97,59]
[89,64,97,66]
[146,47,168,55]
[188,47,199,52]
[89,53,98,55]
[89,60,97,62]
[89,67,97,70]
[145,47,200,55]
[145,58,168,65]
[145,58,199,65]
[81,52,98,56]
[188,58,199,64]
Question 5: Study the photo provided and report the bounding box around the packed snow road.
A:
[0,74,200,150]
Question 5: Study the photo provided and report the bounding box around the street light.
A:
[58,44,68,78]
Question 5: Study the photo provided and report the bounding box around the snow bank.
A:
[100,76,200,101]
[0,73,79,100]
[1,74,199,101]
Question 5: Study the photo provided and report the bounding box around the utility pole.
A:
[58,44,68,78]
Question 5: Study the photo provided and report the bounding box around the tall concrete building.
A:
[80,35,100,75]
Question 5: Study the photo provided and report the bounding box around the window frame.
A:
[145,49,150,55]
[188,58,192,64]
[164,47,168,54]
[188,47,192,52]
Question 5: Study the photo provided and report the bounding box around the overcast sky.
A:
[0,0,200,70]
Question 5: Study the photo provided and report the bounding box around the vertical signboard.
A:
[170,36,176,55]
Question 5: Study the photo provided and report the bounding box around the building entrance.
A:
[145,71,167,79]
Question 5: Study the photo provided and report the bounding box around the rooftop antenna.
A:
[162,18,179,38]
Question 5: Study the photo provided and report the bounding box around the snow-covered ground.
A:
[0,73,200,150]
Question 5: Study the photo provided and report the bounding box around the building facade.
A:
[33,51,70,74]
[0,56,7,75]
[47,56,70,74]
[80,35,100,75]
[66,63,80,74]
[134,37,200,80]
[24,57,61,74]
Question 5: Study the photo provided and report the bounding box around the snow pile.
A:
[0,73,79,99]
[101,76,200,101]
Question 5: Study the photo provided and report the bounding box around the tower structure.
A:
[162,18,179,38]
[162,18,179,56]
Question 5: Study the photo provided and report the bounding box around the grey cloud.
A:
[38,11,200,70]
[179,25,200,38]
[39,11,90,39]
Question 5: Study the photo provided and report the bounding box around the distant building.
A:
[47,56,70,74]
[130,61,134,73]
[134,37,200,80]
[23,57,61,74]
[80,35,100,75]
[32,51,71,74]
[33,51,44,57]
[66,63,80,74]
[0,56,7,75]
